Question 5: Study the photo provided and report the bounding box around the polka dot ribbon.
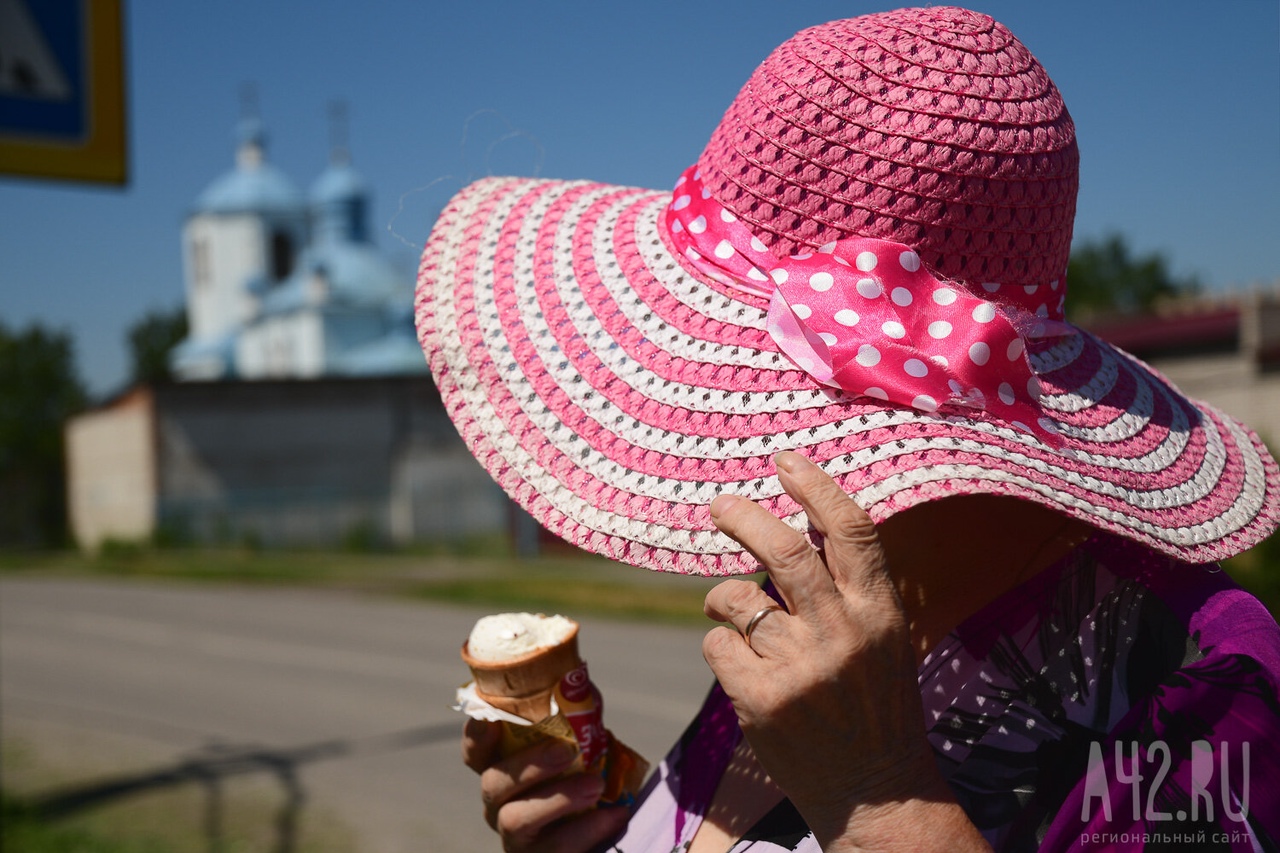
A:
[662,165,1068,446]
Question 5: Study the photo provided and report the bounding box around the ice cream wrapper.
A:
[456,659,649,807]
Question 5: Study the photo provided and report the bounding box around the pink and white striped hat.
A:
[415,7,1279,575]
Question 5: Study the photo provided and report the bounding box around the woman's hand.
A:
[702,451,989,852]
[462,718,628,852]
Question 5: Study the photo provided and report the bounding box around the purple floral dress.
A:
[607,534,1280,851]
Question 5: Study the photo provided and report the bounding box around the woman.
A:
[417,7,1280,850]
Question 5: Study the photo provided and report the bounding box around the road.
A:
[0,577,717,852]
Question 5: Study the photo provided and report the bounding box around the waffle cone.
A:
[460,623,581,722]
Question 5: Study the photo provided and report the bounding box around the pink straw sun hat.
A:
[415,6,1280,576]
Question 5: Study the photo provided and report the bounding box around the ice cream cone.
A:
[461,621,581,722]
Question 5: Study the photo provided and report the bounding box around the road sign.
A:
[0,0,127,185]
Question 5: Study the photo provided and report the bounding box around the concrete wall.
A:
[65,387,158,551]
[65,377,508,550]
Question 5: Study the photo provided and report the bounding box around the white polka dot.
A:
[675,175,687,186]
[863,386,888,400]
[673,195,691,210]
[933,288,957,305]
[998,382,1015,405]
[969,342,990,365]
[770,269,788,284]
[791,252,813,261]
[856,251,878,271]
[671,219,684,233]
[809,271,834,292]
[818,241,837,254]
[750,236,768,253]
[818,332,838,346]
[685,247,701,261]
[1037,417,1059,434]
[720,208,737,223]
[1050,279,1060,291]
[903,358,928,377]
[693,168,701,180]
[714,240,735,259]
[1006,338,1024,360]
[1012,421,1032,434]
[688,215,706,234]
[899,251,921,272]
[856,345,881,367]
[1023,284,1039,295]
[891,287,913,306]
[912,394,938,412]
[701,187,711,199]
[1027,377,1043,401]
[928,320,953,339]
[791,303,812,319]
[930,355,949,368]
[1035,304,1049,318]
[972,303,996,323]
[856,278,881,298]
[833,255,850,266]
[834,309,859,326]
[747,267,768,281]
[882,321,906,339]
[948,379,964,395]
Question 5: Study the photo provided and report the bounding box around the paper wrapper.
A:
[458,639,649,807]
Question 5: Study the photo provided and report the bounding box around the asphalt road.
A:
[0,577,717,852]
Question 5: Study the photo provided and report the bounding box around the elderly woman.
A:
[416,7,1280,851]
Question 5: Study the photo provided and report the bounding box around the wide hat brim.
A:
[415,175,1280,576]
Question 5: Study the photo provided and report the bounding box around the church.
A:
[63,113,512,552]
[169,115,426,381]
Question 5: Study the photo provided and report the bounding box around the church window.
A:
[191,238,210,289]
[270,230,294,281]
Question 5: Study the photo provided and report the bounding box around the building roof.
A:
[192,119,305,216]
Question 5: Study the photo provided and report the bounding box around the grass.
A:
[2,795,172,853]
[2,737,356,853]
[0,543,728,626]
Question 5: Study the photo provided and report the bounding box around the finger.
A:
[773,451,889,596]
[709,492,836,615]
[495,772,606,850]
[703,578,775,626]
[479,737,581,828]
[702,623,759,688]
[515,801,629,853]
[462,717,502,773]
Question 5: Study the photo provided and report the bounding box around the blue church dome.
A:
[310,155,370,243]
[193,118,305,216]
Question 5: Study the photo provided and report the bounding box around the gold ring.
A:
[743,604,785,651]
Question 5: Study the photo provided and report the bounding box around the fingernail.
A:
[709,494,741,520]
[774,451,809,474]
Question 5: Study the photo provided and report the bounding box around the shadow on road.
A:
[14,722,459,853]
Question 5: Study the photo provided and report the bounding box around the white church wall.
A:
[183,215,265,342]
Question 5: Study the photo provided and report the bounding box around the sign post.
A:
[0,0,128,186]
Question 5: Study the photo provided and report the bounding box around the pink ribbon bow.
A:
[662,165,1067,445]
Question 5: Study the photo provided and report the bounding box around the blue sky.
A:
[2,0,1277,396]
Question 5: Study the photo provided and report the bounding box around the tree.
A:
[1066,233,1197,319]
[0,321,86,547]
[127,306,188,384]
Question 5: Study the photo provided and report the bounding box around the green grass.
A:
[0,544,727,626]
[2,796,172,853]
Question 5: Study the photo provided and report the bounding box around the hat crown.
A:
[697,6,1078,292]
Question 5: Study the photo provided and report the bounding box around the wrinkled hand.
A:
[462,718,628,852]
[703,451,977,851]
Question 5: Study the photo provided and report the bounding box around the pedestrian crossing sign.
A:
[0,0,127,185]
